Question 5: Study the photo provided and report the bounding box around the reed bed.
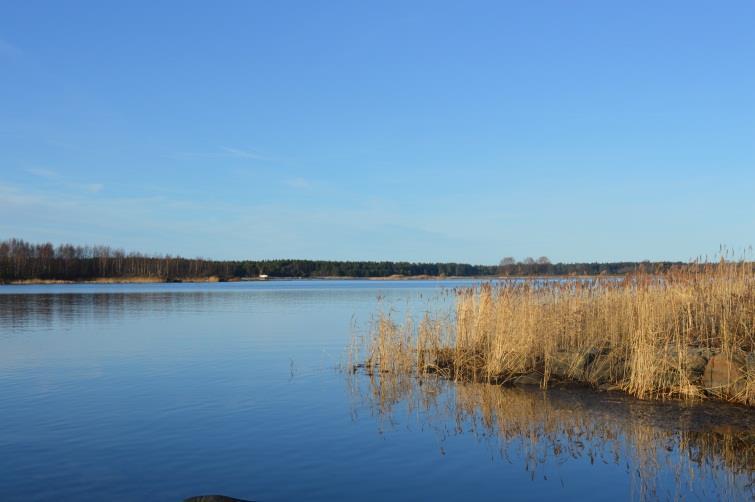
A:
[358,259,755,405]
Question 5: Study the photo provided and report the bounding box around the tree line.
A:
[0,238,682,282]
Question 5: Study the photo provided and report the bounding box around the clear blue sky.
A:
[1,1,753,263]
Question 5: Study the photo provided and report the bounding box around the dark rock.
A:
[685,351,708,379]
[514,372,542,385]
[549,351,588,379]
[597,382,621,391]
[702,354,746,398]
[691,347,715,359]
[586,354,619,385]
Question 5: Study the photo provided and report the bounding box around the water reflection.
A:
[0,292,230,331]
[350,372,754,500]
[2,282,752,500]
[0,281,462,333]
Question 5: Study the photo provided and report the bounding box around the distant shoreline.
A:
[1,274,622,286]
[1,238,684,286]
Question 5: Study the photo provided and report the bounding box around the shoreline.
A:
[3,276,227,285]
[1,274,622,286]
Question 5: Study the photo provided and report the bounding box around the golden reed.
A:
[358,257,754,406]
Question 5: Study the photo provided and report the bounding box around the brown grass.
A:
[357,257,755,406]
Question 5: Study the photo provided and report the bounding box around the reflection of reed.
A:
[349,372,754,500]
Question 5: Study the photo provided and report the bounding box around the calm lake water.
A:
[0,280,752,501]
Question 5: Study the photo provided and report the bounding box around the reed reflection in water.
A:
[349,371,754,500]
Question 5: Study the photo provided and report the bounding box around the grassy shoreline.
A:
[357,260,754,406]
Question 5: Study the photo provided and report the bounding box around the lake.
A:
[0,281,752,501]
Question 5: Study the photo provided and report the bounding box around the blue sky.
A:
[1,1,753,263]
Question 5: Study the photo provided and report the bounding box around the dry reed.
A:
[358,258,755,406]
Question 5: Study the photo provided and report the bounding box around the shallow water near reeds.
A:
[0,280,752,501]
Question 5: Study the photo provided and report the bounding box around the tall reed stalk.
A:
[359,259,754,406]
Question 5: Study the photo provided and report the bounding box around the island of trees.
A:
[0,238,683,283]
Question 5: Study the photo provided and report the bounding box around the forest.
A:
[0,238,682,282]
